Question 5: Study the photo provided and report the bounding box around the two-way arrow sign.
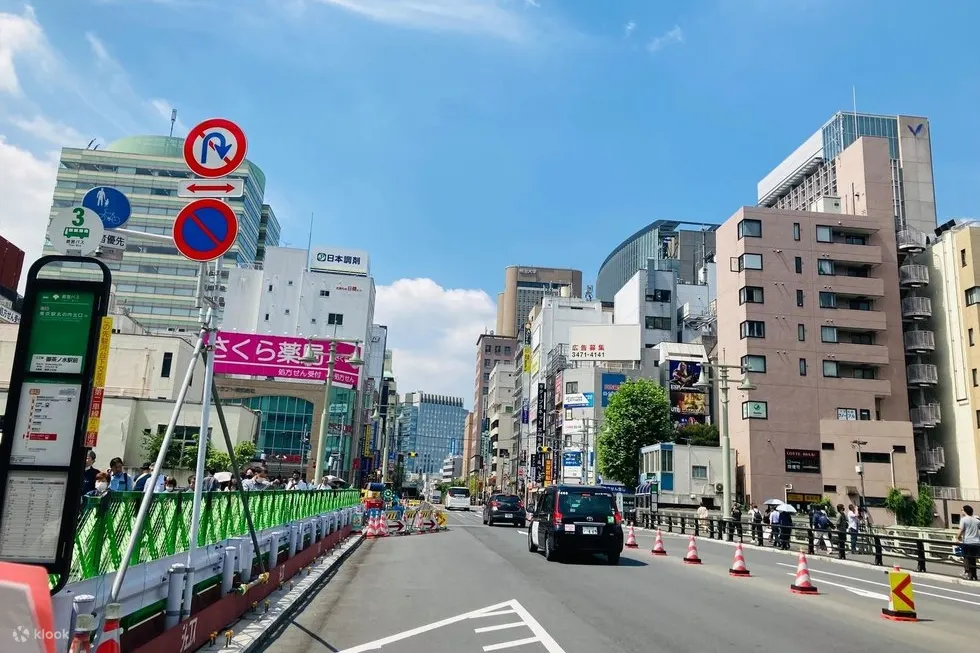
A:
[178,178,245,199]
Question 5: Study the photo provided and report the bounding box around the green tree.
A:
[596,379,672,485]
[142,428,199,469]
[914,483,936,527]
[674,423,719,446]
[885,484,935,526]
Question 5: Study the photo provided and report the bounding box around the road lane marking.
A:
[475,622,528,633]
[777,563,980,606]
[473,609,517,618]
[783,572,888,600]
[508,599,566,653]
[484,637,540,651]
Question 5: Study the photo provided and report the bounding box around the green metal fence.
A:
[68,489,359,582]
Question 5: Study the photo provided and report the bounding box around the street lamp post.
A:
[694,359,757,523]
[852,439,868,513]
[301,337,363,484]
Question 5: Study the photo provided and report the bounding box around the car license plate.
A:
[505,514,513,518]
[582,526,598,535]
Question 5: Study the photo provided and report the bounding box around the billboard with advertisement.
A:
[554,372,563,407]
[212,331,362,388]
[562,450,583,481]
[673,414,707,427]
[670,391,707,415]
[310,246,369,276]
[600,373,626,407]
[564,392,593,408]
[785,448,821,473]
[668,360,703,392]
[536,382,545,435]
[567,324,641,361]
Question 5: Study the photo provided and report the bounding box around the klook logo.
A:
[11,626,70,642]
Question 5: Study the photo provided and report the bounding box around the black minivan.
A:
[526,485,624,564]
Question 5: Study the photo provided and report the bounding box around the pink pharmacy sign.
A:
[212,331,361,388]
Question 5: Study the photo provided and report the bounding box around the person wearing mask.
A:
[250,469,272,491]
[85,472,111,498]
[847,504,860,553]
[164,477,179,492]
[81,450,99,496]
[108,457,133,491]
[957,505,980,580]
[286,471,308,490]
[241,469,256,491]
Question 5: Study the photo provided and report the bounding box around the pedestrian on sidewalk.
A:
[730,502,743,541]
[835,504,848,554]
[768,506,780,546]
[956,505,979,580]
[749,504,763,545]
[847,504,860,553]
[81,450,99,496]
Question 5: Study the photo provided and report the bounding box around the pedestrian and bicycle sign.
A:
[177,178,244,199]
[82,186,131,229]
[172,199,239,262]
[183,118,248,179]
[47,207,104,257]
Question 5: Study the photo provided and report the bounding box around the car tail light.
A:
[553,508,563,525]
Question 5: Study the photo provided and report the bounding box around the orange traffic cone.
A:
[379,513,389,538]
[683,536,702,564]
[95,603,122,653]
[624,525,638,548]
[651,529,667,556]
[365,513,378,538]
[728,543,750,577]
[790,549,818,594]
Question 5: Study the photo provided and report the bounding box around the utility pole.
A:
[852,439,868,513]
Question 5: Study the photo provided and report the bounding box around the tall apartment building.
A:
[757,112,941,485]
[495,266,582,337]
[926,221,980,498]
[716,137,917,518]
[487,360,516,492]
[396,392,468,476]
[466,333,517,475]
[597,220,717,303]
[41,136,279,332]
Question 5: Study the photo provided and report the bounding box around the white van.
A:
[445,486,471,510]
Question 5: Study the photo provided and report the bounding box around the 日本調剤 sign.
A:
[211,331,362,388]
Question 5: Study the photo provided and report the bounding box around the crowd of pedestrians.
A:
[81,450,344,500]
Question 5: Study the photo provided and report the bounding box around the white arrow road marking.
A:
[777,562,980,606]
[338,600,566,653]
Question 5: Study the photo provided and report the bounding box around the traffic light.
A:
[538,446,551,453]
[408,452,418,458]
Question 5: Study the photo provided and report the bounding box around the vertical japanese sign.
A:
[0,257,111,585]
[84,317,113,447]
[543,456,553,488]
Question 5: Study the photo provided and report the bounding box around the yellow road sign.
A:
[434,511,447,527]
[882,567,917,621]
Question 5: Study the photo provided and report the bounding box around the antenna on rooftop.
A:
[169,109,178,138]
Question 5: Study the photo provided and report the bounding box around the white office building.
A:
[488,361,517,491]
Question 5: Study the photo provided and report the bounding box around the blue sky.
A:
[1,0,979,402]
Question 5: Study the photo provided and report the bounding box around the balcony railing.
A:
[897,229,926,253]
[901,296,932,320]
[907,363,939,386]
[916,447,945,474]
[904,329,936,353]
[910,403,941,428]
[899,264,930,288]
[930,486,980,501]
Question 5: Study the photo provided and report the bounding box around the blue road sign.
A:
[82,186,131,229]
[172,199,239,262]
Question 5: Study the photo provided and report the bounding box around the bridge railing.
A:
[67,488,360,583]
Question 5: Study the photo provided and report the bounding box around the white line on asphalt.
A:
[777,563,980,606]
[475,622,528,634]
[483,637,541,651]
[472,609,517,618]
[783,572,888,600]
[508,599,567,653]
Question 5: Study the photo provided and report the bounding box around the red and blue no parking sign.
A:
[173,199,239,262]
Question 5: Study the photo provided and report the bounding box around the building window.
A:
[484,373,490,382]
[741,354,766,373]
[798,324,806,341]
[821,326,838,343]
[799,358,807,376]
[740,320,766,339]
[962,249,967,267]
[645,316,671,330]
[485,345,491,353]
[823,361,839,378]
[823,484,838,492]
[796,289,805,307]
[327,313,344,325]
[691,465,708,480]
[738,218,762,239]
[284,309,290,315]
[494,345,501,353]
[319,289,330,297]
[739,286,764,304]
[966,287,980,306]
[733,253,763,271]
[795,256,803,273]
[161,352,173,378]
[793,223,801,241]
[504,346,512,354]
[647,289,672,302]
[893,445,907,453]
[973,369,978,387]
[970,329,975,346]
[264,313,270,321]
[287,280,293,286]
[821,442,835,451]
[565,381,578,394]
[859,409,871,420]
[819,292,836,309]
[817,259,835,276]
[816,225,833,243]
[311,318,316,324]
[742,401,768,419]
[268,284,273,292]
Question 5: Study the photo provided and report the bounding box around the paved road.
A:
[262,509,979,653]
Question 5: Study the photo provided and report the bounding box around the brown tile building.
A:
[716,137,917,518]
[465,333,517,475]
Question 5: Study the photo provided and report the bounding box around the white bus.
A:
[444,486,471,510]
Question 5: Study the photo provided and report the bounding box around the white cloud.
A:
[0,137,58,291]
[313,0,532,41]
[374,278,495,408]
[148,98,189,136]
[624,20,635,38]
[0,5,52,95]
[647,25,683,52]
[8,115,86,146]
